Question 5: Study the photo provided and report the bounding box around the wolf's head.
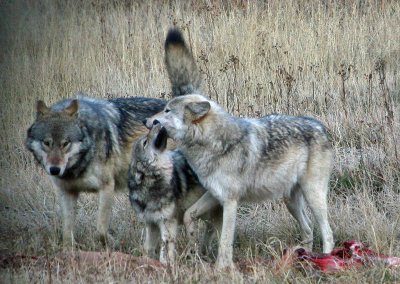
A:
[128,122,174,210]
[135,122,168,161]
[129,122,171,187]
[145,94,215,143]
[26,99,88,177]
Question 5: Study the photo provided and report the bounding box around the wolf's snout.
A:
[143,118,153,129]
[49,166,61,176]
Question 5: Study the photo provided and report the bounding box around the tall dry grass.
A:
[0,0,399,282]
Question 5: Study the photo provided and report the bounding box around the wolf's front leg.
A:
[97,185,115,247]
[59,190,78,248]
[144,223,160,259]
[159,219,178,266]
[200,205,223,258]
[184,192,220,256]
[184,192,220,239]
[216,199,238,270]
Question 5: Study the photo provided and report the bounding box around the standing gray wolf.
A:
[128,122,221,265]
[146,29,334,269]
[26,95,169,247]
[25,29,202,248]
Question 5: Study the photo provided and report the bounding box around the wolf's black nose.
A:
[153,119,160,125]
[142,119,147,126]
[49,166,61,176]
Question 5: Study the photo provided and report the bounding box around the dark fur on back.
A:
[26,95,166,179]
[110,97,166,144]
[253,115,331,160]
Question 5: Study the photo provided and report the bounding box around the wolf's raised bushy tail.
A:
[165,29,202,97]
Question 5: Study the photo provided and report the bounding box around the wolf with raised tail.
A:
[147,28,335,270]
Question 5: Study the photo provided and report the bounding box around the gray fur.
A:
[24,29,203,250]
[128,123,221,265]
[165,28,202,97]
[147,29,334,270]
[26,94,167,247]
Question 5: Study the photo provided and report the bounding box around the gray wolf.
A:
[128,122,221,265]
[146,29,334,269]
[26,95,171,247]
[25,29,202,248]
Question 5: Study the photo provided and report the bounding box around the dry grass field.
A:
[1,0,399,282]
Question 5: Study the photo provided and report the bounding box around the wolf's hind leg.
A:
[302,184,334,253]
[300,154,334,253]
[285,185,313,250]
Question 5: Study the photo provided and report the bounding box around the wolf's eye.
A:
[165,109,170,113]
[42,139,52,148]
[143,139,147,147]
[62,141,71,149]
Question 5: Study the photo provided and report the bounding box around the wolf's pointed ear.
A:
[36,100,50,118]
[184,101,210,122]
[64,99,79,117]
